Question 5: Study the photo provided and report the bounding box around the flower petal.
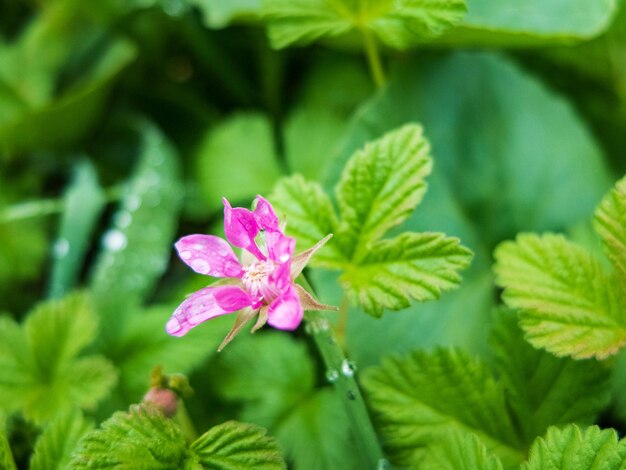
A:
[266,231,295,264]
[214,285,254,311]
[267,286,303,330]
[166,287,234,336]
[175,235,243,278]
[223,197,266,260]
[254,195,279,231]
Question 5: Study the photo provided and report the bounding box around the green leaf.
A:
[30,411,94,470]
[362,348,524,468]
[422,431,504,470]
[210,333,356,469]
[191,0,261,28]
[490,310,611,443]
[271,175,342,267]
[0,415,16,470]
[71,404,189,469]
[594,175,626,282]
[340,232,472,316]
[191,421,286,469]
[90,121,183,336]
[0,293,117,424]
[48,161,106,299]
[494,233,626,359]
[195,113,282,212]
[335,123,432,259]
[437,0,618,47]
[522,425,626,469]
[263,0,467,49]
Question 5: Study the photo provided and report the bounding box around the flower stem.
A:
[361,29,386,89]
[300,277,386,468]
[176,400,198,443]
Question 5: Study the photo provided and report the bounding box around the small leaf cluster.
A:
[495,176,626,359]
[271,124,473,317]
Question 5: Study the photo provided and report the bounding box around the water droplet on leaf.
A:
[103,230,128,251]
[326,369,339,383]
[341,359,357,378]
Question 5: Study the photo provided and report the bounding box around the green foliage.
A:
[522,425,626,469]
[48,161,106,299]
[210,333,355,469]
[191,0,261,28]
[423,431,504,470]
[262,0,467,49]
[191,421,286,469]
[490,311,611,442]
[272,124,472,316]
[0,415,16,470]
[594,175,626,282]
[0,293,117,424]
[71,404,286,469]
[90,122,183,335]
[362,348,523,467]
[30,411,94,470]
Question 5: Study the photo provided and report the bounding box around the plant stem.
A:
[362,29,386,89]
[300,277,387,469]
[176,400,198,443]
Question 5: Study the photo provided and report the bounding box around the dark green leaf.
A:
[422,431,504,470]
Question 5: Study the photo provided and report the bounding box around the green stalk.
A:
[361,29,386,89]
[176,400,198,444]
[301,277,387,469]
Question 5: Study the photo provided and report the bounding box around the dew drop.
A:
[325,369,339,384]
[52,239,70,258]
[346,390,357,401]
[103,230,128,251]
[191,259,211,274]
[341,359,357,378]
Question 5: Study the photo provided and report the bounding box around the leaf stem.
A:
[176,400,198,444]
[361,29,386,88]
[300,276,387,468]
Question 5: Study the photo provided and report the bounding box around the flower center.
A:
[242,260,280,303]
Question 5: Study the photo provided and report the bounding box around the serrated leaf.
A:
[362,348,524,467]
[422,431,504,470]
[90,121,183,336]
[71,404,189,469]
[270,175,342,267]
[191,421,285,469]
[491,310,611,443]
[263,0,467,49]
[30,411,94,470]
[0,293,117,424]
[335,123,432,259]
[494,233,626,359]
[341,232,472,316]
[48,161,106,299]
[522,425,626,469]
[594,175,626,283]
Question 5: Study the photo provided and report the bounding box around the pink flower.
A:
[167,196,334,350]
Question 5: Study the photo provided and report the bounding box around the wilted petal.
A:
[291,234,333,279]
[166,287,233,337]
[267,286,303,330]
[254,195,279,231]
[266,231,295,264]
[295,284,338,312]
[223,197,266,260]
[214,285,254,311]
[175,235,243,278]
[218,307,258,352]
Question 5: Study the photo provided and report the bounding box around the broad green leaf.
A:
[423,431,504,470]
[0,415,16,470]
[494,233,626,359]
[271,175,341,267]
[522,425,626,469]
[195,113,282,212]
[594,175,626,282]
[48,161,106,299]
[0,293,117,424]
[362,348,524,467]
[335,123,432,260]
[263,0,467,49]
[71,404,189,469]
[210,333,356,469]
[191,0,261,28]
[490,310,611,443]
[30,411,94,470]
[436,0,618,47]
[90,121,183,335]
[340,232,471,316]
[191,421,286,469]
